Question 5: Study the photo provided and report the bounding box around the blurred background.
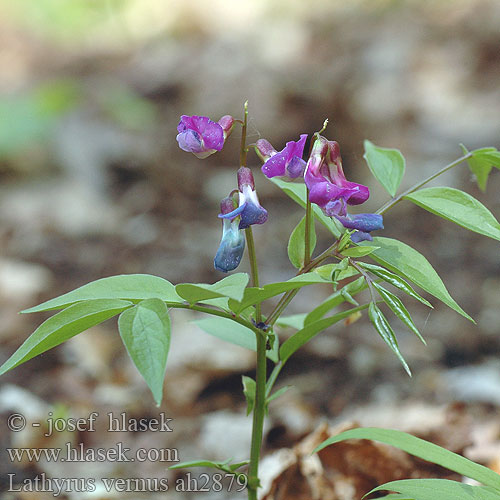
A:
[0,0,499,498]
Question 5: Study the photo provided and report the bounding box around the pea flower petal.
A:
[305,136,370,207]
[260,134,308,179]
[214,196,245,272]
[176,114,233,159]
[214,219,246,272]
[218,167,268,230]
[324,194,384,242]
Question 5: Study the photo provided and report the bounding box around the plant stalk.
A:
[304,188,312,267]
[245,227,266,499]
[247,330,267,499]
[240,101,249,168]
[246,227,261,322]
[239,101,266,499]
[266,239,340,326]
[165,302,261,335]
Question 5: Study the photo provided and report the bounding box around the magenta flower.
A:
[177,114,234,159]
[305,136,382,241]
[305,136,369,207]
[214,196,246,272]
[218,167,268,229]
[258,134,308,180]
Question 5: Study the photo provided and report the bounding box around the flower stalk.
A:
[304,189,312,267]
[240,101,249,168]
[238,101,267,500]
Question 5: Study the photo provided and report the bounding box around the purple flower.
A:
[259,134,308,180]
[305,136,369,207]
[305,137,382,241]
[177,114,234,159]
[214,196,246,272]
[218,167,268,229]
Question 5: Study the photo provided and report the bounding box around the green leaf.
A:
[266,332,280,364]
[314,261,358,283]
[0,299,132,376]
[462,145,494,191]
[364,140,406,197]
[176,273,249,305]
[314,427,500,492]
[372,282,426,344]
[477,151,500,169]
[267,385,291,405]
[231,273,331,314]
[198,296,231,311]
[470,145,500,172]
[338,229,355,252]
[368,303,411,376]
[341,245,379,258]
[194,316,279,363]
[22,274,181,313]
[359,262,432,308]
[118,298,171,406]
[275,314,307,330]
[271,178,341,237]
[363,237,472,321]
[304,276,367,325]
[404,187,500,242]
[475,149,500,168]
[194,316,255,351]
[341,288,359,306]
[369,479,500,500]
[170,460,227,470]
[287,215,317,269]
[242,376,256,416]
[280,304,368,364]
[229,461,250,471]
[170,459,249,475]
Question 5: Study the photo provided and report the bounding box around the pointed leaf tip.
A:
[118,298,171,406]
[364,140,405,197]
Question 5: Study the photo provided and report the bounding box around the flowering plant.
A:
[2,102,500,499]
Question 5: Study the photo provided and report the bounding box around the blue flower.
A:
[219,167,268,230]
[324,199,384,242]
[214,197,246,272]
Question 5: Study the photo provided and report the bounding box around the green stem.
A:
[238,101,266,499]
[265,239,340,326]
[240,101,249,168]
[265,362,283,397]
[247,330,266,499]
[266,290,299,326]
[245,225,264,499]
[245,227,261,322]
[347,258,378,304]
[166,302,260,335]
[376,152,472,215]
[304,189,312,267]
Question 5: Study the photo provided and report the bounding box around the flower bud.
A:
[218,115,235,138]
[255,139,277,162]
[237,166,255,191]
